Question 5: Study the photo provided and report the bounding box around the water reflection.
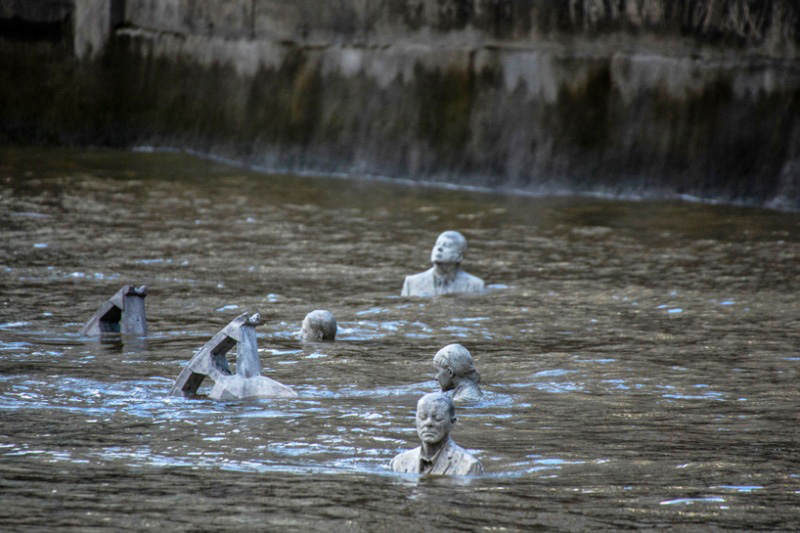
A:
[1,147,799,530]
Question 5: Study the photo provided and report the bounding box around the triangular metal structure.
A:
[169,312,296,399]
[80,285,148,335]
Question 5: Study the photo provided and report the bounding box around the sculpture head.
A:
[300,310,337,342]
[430,231,467,265]
[415,392,456,446]
[433,343,480,391]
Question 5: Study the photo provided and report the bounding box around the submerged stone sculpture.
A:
[300,310,337,342]
[401,231,484,297]
[390,392,483,476]
[80,285,148,335]
[169,312,297,400]
[434,344,482,403]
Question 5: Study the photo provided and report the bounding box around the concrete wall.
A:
[0,0,72,23]
[122,0,800,55]
[1,0,800,208]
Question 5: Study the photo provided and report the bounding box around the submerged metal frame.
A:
[169,312,263,397]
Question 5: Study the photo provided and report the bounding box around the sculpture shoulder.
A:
[447,441,484,476]
[390,447,420,473]
[401,268,435,297]
[450,382,482,404]
[456,270,485,291]
[405,269,435,284]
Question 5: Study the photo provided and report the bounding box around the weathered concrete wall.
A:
[0,0,72,42]
[122,0,800,55]
[1,0,800,208]
[74,0,109,58]
[0,0,72,23]
[125,0,253,39]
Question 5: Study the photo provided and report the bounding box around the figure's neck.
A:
[451,377,470,393]
[451,378,480,398]
[420,436,450,460]
[433,262,460,281]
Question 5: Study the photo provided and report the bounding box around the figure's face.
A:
[301,317,321,341]
[416,398,454,445]
[434,362,454,391]
[430,234,463,264]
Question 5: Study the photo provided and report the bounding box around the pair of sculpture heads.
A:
[389,346,485,476]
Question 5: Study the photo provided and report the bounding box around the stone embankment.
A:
[2,1,799,208]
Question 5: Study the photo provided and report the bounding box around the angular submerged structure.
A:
[169,312,297,400]
[80,285,148,336]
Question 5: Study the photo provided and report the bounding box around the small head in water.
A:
[433,344,482,402]
[300,310,337,342]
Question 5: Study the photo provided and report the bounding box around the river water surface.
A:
[1,147,799,531]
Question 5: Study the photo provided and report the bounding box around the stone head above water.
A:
[300,309,337,342]
[430,231,467,264]
[433,344,482,403]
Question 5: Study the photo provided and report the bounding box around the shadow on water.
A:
[1,147,799,530]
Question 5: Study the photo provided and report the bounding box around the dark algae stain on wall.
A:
[416,63,475,157]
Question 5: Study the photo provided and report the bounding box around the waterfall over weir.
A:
[1,0,800,209]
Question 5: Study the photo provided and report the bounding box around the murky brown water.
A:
[1,147,799,531]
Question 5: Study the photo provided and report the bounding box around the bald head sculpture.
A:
[401,231,484,297]
[300,310,337,342]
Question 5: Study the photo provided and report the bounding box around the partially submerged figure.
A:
[434,344,482,403]
[300,310,337,342]
[390,392,483,476]
[401,231,484,297]
[169,312,296,400]
[80,285,148,336]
